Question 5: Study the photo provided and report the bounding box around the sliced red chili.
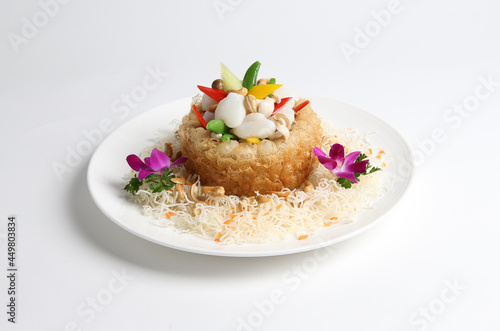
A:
[197,85,228,103]
[192,104,207,129]
[271,97,292,116]
[293,100,310,113]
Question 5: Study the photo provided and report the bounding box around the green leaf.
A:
[337,177,353,189]
[144,174,160,183]
[161,170,175,190]
[124,176,142,195]
[161,169,172,180]
[149,182,164,193]
[366,166,381,175]
[361,162,382,176]
[355,153,368,162]
[140,170,175,193]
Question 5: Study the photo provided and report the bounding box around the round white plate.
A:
[87,95,413,257]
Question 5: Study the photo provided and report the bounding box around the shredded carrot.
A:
[215,232,223,242]
[379,150,385,154]
[276,204,283,211]
[230,205,234,209]
[369,148,373,155]
[376,155,381,159]
[298,235,308,240]
[165,212,176,219]
[168,142,173,146]
[223,219,233,225]
[264,212,270,216]
[324,222,332,227]
[330,216,338,220]
[229,213,237,219]
[382,162,386,167]
[252,217,257,220]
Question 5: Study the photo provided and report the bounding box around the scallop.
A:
[214,92,246,128]
[231,113,276,139]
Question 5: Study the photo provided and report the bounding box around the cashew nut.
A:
[190,185,207,204]
[175,183,186,200]
[243,94,258,114]
[274,124,290,140]
[303,179,314,193]
[266,190,291,198]
[273,113,291,130]
[257,78,270,85]
[256,195,271,204]
[271,92,281,104]
[201,186,225,197]
[172,177,186,185]
[228,87,248,96]
[191,207,201,216]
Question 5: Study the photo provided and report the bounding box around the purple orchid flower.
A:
[126,148,187,181]
[313,144,369,183]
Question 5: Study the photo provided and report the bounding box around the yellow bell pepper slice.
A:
[248,84,283,99]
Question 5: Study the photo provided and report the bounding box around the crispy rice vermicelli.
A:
[126,118,385,244]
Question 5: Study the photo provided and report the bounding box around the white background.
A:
[1,0,500,330]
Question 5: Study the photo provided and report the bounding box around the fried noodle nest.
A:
[178,101,322,196]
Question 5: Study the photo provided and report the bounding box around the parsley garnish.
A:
[124,175,142,195]
[124,169,175,195]
[144,169,175,193]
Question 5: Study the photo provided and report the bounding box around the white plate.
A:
[87,95,413,257]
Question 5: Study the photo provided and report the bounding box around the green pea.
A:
[207,119,229,134]
[242,61,261,90]
[221,133,237,142]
